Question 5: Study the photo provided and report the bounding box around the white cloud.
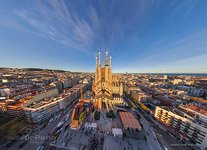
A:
[13,0,96,52]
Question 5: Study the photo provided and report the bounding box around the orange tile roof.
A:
[70,120,79,128]
[119,111,141,130]
[191,97,207,104]
[186,105,207,116]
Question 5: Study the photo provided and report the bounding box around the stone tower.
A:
[93,51,113,98]
[92,51,123,110]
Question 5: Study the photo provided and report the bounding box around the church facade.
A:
[92,51,123,111]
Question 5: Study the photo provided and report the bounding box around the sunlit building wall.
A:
[154,106,207,150]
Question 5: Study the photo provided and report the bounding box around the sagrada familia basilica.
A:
[92,51,124,111]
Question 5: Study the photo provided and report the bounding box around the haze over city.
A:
[0,0,206,73]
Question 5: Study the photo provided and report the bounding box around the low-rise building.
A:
[131,90,152,103]
[112,128,123,137]
[119,111,141,130]
[84,122,97,130]
[23,84,86,123]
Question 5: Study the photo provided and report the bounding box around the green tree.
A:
[79,112,86,122]
[106,110,116,119]
[94,111,100,120]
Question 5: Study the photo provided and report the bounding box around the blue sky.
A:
[0,0,206,73]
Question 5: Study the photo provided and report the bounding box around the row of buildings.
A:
[122,73,207,149]
[154,105,207,149]
[0,68,92,123]
[24,83,90,123]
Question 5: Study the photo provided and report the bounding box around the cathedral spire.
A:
[95,56,98,82]
[98,52,101,66]
[110,56,112,68]
[105,51,109,66]
[95,56,98,68]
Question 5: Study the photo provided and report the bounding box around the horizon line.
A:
[0,66,206,74]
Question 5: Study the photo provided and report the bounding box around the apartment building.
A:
[23,83,89,123]
[154,106,207,150]
[131,90,152,103]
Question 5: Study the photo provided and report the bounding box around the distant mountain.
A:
[0,67,70,73]
[23,68,69,72]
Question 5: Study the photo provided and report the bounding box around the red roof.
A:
[119,111,141,130]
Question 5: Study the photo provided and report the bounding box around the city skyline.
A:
[0,0,207,73]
